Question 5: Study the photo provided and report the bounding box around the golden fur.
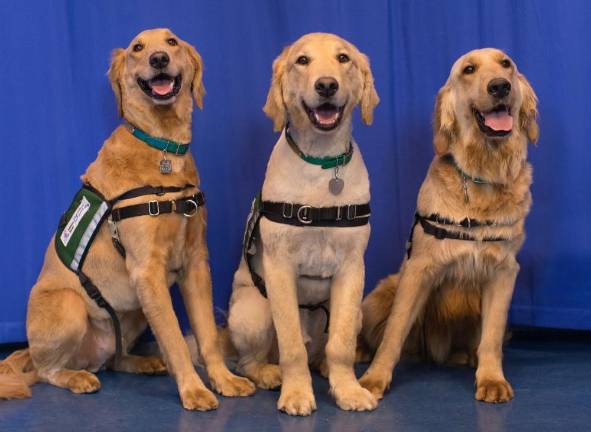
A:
[359,48,538,403]
[0,29,254,408]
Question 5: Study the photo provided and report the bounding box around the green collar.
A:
[285,127,353,169]
[128,125,190,155]
[446,155,492,185]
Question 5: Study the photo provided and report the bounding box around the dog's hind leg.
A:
[228,268,281,390]
[27,287,101,394]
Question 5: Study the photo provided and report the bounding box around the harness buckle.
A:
[148,200,160,216]
[183,199,198,218]
[282,203,294,219]
[297,206,313,224]
[346,205,357,220]
[107,217,120,241]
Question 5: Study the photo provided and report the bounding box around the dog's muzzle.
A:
[137,73,182,101]
[302,100,346,131]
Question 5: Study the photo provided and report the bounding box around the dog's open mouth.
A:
[137,73,182,101]
[473,104,513,137]
[302,101,345,131]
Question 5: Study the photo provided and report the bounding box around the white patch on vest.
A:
[60,196,91,247]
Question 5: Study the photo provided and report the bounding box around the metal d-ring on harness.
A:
[55,183,205,359]
[242,195,371,333]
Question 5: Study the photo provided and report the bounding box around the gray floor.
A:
[1,331,590,431]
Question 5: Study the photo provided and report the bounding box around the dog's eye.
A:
[463,65,476,75]
[132,43,144,52]
[501,59,511,68]
[296,55,310,65]
[337,53,350,63]
[167,38,178,47]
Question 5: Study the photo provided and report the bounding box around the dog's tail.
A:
[359,274,400,357]
[0,349,39,400]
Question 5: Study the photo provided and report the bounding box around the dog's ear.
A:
[263,46,290,132]
[357,52,380,125]
[108,48,126,117]
[184,42,206,109]
[518,73,539,144]
[433,84,456,155]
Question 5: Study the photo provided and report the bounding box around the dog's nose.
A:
[315,77,339,98]
[149,51,170,69]
[487,78,511,99]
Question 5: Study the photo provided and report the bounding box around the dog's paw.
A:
[209,369,256,397]
[180,386,219,411]
[332,383,378,411]
[358,367,392,400]
[475,378,514,403]
[67,370,101,394]
[253,364,282,390]
[277,385,316,416]
[132,356,167,375]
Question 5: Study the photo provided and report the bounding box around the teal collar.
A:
[128,124,190,155]
[445,154,493,185]
[285,126,353,169]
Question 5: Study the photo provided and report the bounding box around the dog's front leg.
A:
[326,257,377,411]
[359,256,435,399]
[263,253,316,416]
[130,265,218,411]
[475,258,518,403]
[179,242,255,398]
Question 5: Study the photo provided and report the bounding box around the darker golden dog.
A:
[0,28,254,409]
[359,48,538,403]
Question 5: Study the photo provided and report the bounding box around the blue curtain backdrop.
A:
[0,0,589,343]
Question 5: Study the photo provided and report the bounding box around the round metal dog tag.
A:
[329,178,344,195]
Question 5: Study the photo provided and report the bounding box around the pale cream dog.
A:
[359,48,538,403]
[0,29,254,409]
[227,33,380,416]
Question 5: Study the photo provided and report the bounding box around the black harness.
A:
[243,195,370,332]
[57,183,205,358]
[406,212,512,258]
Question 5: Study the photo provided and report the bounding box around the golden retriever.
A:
[0,28,254,409]
[226,33,379,415]
[359,48,538,403]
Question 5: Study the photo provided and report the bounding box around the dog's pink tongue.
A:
[151,80,173,96]
[484,111,513,131]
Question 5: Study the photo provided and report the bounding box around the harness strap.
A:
[259,201,371,227]
[421,213,515,228]
[79,271,122,358]
[111,184,195,203]
[111,192,205,222]
[407,212,508,259]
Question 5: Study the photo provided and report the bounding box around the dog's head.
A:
[108,28,205,118]
[263,33,379,133]
[434,48,538,157]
